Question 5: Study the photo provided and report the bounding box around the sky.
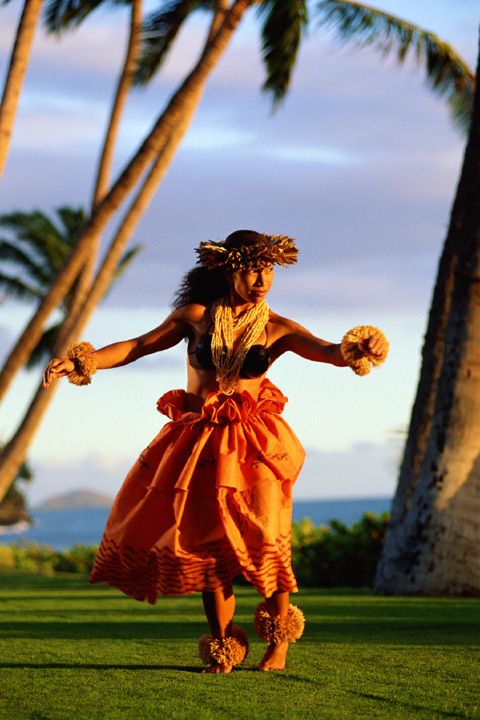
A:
[0,0,478,505]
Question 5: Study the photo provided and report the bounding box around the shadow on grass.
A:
[0,661,200,672]
[0,617,478,646]
[346,690,467,719]
[0,619,207,639]
[1,575,479,649]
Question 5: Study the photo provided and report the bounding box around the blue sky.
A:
[0,1,478,504]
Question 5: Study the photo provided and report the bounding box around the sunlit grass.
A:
[0,573,478,720]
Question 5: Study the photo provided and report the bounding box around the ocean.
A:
[0,497,392,551]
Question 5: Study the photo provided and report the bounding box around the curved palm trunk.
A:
[375,36,480,595]
[92,0,143,207]
[0,0,250,405]
[0,381,61,503]
[61,0,143,337]
[0,0,145,500]
[0,0,43,177]
[0,0,249,501]
[0,0,143,501]
[0,91,204,500]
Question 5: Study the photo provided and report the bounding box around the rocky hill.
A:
[35,489,113,511]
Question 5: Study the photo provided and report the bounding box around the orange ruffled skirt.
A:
[89,378,305,603]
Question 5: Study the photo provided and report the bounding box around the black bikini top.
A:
[190,332,270,379]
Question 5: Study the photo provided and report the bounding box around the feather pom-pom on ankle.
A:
[198,625,249,667]
[67,342,97,386]
[340,325,389,376]
[254,603,305,645]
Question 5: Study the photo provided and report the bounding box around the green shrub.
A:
[291,512,390,587]
[0,545,16,570]
[0,543,98,575]
[0,513,389,587]
[53,545,98,574]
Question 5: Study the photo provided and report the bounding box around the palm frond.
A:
[18,460,33,482]
[134,0,213,86]
[315,0,475,132]
[113,243,143,281]
[55,206,86,246]
[25,322,63,370]
[0,240,52,288]
[258,0,309,106]
[0,211,69,272]
[0,274,43,303]
[43,0,121,33]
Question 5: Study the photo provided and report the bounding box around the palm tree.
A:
[0,206,142,368]
[0,449,32,527]
[0,0,145,506]
[0,206,142,505]
[0,0,250,410]
[0,2,475,500]
[1,0,143,322]
[0,0,43,177]
[315,1,474,132]
[0,1,473,402]
[375,37,480,595]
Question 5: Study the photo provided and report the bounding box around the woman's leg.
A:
[202,584,235,637]
[201,584,236,673]
[258,590,290,671]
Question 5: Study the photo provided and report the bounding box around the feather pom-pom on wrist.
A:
[67,342,97,386]
[340,325,389,376]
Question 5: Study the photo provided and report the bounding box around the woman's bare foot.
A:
[202,662,233,674]
[258,641,289,671]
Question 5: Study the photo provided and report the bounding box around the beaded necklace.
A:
[210,296,270,394]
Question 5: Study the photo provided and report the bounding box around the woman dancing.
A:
[43,230,388,674]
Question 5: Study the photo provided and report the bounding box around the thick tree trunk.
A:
[0,0,250,404]
[0,0,43,177]
[375,35,480,595]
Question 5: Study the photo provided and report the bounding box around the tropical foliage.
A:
[0,450,32,526]
[315,0,475,131]
[0,513,389,582]
[0,207,141,368]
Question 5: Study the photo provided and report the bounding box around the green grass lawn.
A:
[0,573,478,720]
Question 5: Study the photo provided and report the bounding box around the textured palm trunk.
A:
[0,0,43,177]
[0,0,250,405]
[375,37,480,595]
[0,1,249,502]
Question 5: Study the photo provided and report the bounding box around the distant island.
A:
[35,489,114,511]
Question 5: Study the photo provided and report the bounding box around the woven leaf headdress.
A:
[196,233,298,271]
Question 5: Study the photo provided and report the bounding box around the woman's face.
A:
[229,265,274,305]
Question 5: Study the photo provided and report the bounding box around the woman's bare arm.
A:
[269,316,386,367]
[43,305,203,388]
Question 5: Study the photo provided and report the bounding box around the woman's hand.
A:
[361,330,389,360]
[43,358,75,389]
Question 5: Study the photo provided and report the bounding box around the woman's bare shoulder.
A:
[174,303,209,323]
[268,311,309,338]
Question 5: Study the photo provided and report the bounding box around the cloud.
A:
[26,453,131,505]
[295,441,400,500]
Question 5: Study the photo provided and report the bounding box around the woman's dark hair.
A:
[172,230,263,309]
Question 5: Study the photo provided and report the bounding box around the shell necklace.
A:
[210,296,270,394]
